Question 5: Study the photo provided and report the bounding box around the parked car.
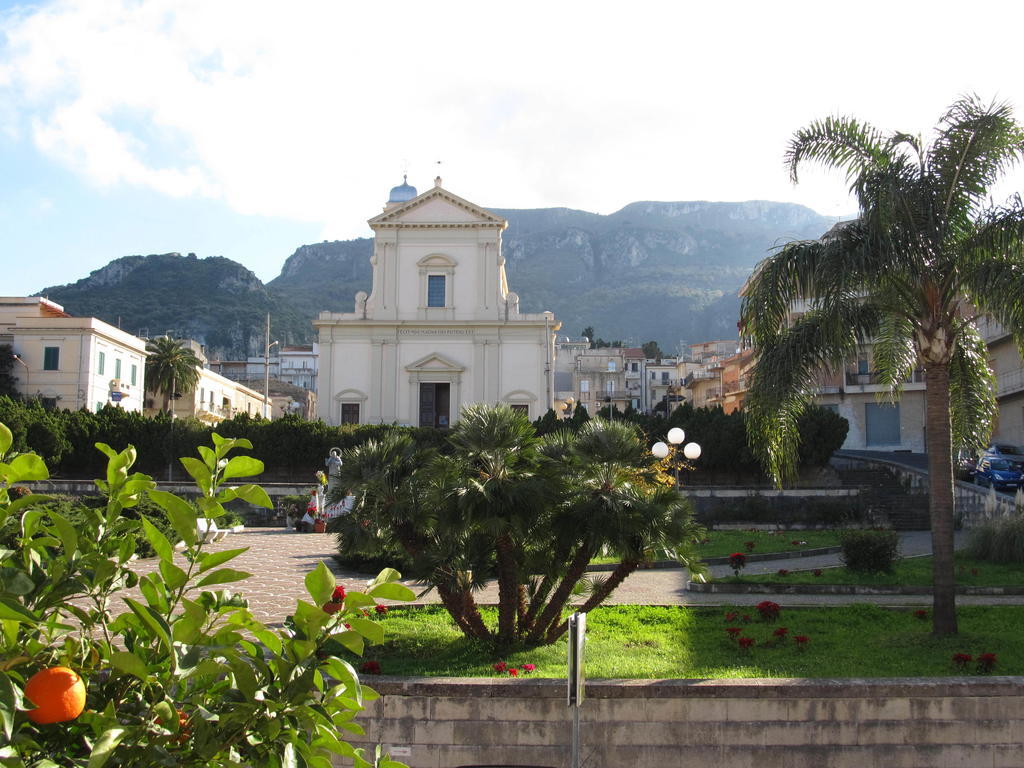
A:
[973,456,1024,491]
[982,443,1024,470]
[955,448,977,481]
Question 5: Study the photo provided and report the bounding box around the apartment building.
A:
[573,348,628,416]
[0,296,147,412]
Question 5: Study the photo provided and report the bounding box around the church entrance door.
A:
[419,383,451,428]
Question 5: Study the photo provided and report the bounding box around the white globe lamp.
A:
[683,442,702,460]
[667,427,685,445]
[651,441,670,459]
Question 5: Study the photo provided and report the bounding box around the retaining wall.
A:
[340,676,1024,768]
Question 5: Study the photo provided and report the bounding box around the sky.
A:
[2,0,1024,296]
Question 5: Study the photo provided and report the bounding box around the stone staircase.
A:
[836,465,931,530]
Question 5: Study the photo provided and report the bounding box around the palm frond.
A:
[870,313,918,399]
[928,95,1024,233]
[746,301,881,484]
[948,325,998,455]
[786,115,886,185]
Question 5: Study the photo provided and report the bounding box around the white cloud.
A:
[3,0,1024,238]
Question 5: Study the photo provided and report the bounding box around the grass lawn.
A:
[591,529,844,564]
[346,603,1022,679]
[724,554,1024,587]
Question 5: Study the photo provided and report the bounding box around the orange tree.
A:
[0,421,410,767]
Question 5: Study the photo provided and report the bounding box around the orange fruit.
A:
[24,666,86,724]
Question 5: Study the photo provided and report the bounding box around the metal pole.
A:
[571,706,581,768]
[263,313,271,419]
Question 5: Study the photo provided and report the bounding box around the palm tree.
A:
[741,96,1024,635]
[145,336,200,413]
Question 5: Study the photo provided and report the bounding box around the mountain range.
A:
[38,200,836,360]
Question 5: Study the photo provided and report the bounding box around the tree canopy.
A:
[145,337,201,413]
[741,95,1024,635]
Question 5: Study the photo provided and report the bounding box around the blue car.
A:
[974,457,1024,491]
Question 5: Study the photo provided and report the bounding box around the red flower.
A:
[977,653,997,673]
[744,541,756,552]
[729,552,747,576]
[970,568,979,576]
[375,604,389,615]
[952,653,973,670]
[360,609,370,617]
[777,569,789,577]
[724,611,738,622]
[790,540,801,546]
[322,601,344,615]
[813,569,823,577]
[737,637,755,650]
[773,627,789,638]
[360,660,381,675]
[508,668,519,677]
[343,622,351,629]
[521,663,536,672]
[726,627,742,637]
[493,662,508,673]
[913,609,928,621]
[331,585,346,602]
[741,614,751,623]
[794,635,809,647]
[756,601,781,622]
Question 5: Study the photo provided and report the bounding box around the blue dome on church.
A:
[388,175,417,203]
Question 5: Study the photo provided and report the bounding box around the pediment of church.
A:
[405,352,466,373]
[369,186,506,229]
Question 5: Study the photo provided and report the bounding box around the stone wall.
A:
[339,676,1024,768]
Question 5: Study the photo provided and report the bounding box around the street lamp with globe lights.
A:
[651,427,701,488]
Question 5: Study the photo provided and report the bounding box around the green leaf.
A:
[232,484,273,509]
[47,511,78,557]
[139,574,169,613]
[365,582,415,602]
[140,517,173,562]
[342,592,376,611]
[124,598,172,654]
[6,454,48,483]
[0,671,20,741]
[331,630,364,656]
[346,617,384,646]
[197,547,249,573]
[228,658,258,700]
[147,490,197,547]
[0,424,11,458]
[0,598,37,625]
[110,651,149,680]
[305,561,336,607]
[368,567,403,587]
[251,627,282,656]
[6,493,51,516]
[172,598,207,644]
[221,456,263,481]
[323,658,361,699]
[153,700,176,731]
[180,457,212,494]
[196,568,251,588]
[158,559,188,591]
[197,445,217,471]
[292,600,330,638]
[88,727,126,768]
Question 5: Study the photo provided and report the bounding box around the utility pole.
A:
[263,313,278,419]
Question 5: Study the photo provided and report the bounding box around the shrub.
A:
[839,529,901,573]
[0,423,413,767]
[966,514,1024,564]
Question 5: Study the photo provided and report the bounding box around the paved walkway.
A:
[122,527,1021,625]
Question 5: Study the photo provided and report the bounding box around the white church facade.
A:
[314,177,560,427]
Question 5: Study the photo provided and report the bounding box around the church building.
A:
[315,177,560,427]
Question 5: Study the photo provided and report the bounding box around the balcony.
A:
[979,316,1011,344]
[683,370,718,387]
[997,367,1024,397]
[844,369,924,387]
